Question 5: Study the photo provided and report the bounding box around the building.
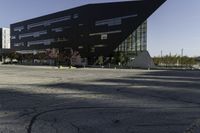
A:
[10,0,166,66]
[0,28,10,49]
[0,28,11,62]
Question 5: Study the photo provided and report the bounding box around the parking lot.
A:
[0,65,200,133]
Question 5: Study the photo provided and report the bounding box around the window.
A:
[95,14,137,27]
[78,46,83,49]
[101,34,108,40]
[56,37,68,42]
[27,21,47,29]
[19,33,32,39]
[52,27,63,32]
[94,44,106,48]
[91,47,95,52]
[19,31,47,39]
[49,16,71,24]
[96,18,121,26]
[78,24,84,26]
[33,31,47,37]
[27,39,54,46]
[13,26,24,32]
[89,30,121,36]
[27,16,71,29]
[11,36,16,39]
[13,42,24,47]
[73,14,79,19]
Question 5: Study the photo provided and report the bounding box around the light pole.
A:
[160,50,163,65]
[181,48,184,67]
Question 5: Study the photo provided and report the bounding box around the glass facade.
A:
[114,21,147,56]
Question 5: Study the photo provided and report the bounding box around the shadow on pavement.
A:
[0,70,200,133]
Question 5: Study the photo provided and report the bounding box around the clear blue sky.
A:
[0,0,199,57]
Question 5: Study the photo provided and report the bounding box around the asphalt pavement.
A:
[0,65,200,133]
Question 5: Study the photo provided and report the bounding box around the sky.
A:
[0,0,200,57]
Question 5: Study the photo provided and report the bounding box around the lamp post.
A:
[181,48,184,67]
[160,50,163,66]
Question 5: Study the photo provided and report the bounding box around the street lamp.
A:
[180,48,184,67]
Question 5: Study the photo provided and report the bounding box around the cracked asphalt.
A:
[0,65,200,133]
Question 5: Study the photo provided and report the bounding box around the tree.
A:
[7,52,18,64]
[113,52,128,66]
[153,55,197,68]
[96,56,104,66]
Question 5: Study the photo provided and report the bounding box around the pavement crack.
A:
[18,107,37,119]
[26,106,136,133]
[70,122,80,133]
[184,119,200,133]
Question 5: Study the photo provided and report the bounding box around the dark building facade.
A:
[10,0,166,65]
